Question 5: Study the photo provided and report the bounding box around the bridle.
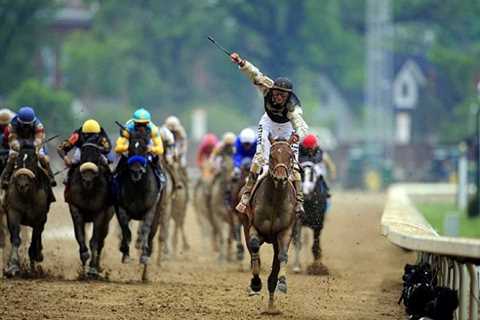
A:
[268,140,294,182]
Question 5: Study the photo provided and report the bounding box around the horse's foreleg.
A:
[276,224,294,294]
[312,228,322,261]
[246,226,263,294]
[70,205,89,266]
[89,208,113,276]
[292,221,302,273]
[266,242,281,314]
[115,207,131,263]
[29,223,45,272]
[140,202,159,265]
[5,211,21,276]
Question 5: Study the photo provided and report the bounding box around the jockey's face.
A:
[272,89,289,105]
[242,142,252,150]
[134,122,148,133]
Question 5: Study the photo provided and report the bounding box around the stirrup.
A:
[235,193,250,213]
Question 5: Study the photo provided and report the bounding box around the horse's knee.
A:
[249,237,260,253]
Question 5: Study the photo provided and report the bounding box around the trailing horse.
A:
[66,142,114,277]
[241,135,298,314]
[114,130,164,281]
[292,160,329,275]
[168,161,190,256]
[230,158,251,262]
[208,152,239,261]
[3,144,55,277]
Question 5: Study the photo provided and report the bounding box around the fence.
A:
[382,184,480,320]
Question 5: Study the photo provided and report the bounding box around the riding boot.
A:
[235,170,257,214]
[40,156,57,187]
[293,171,305,219]
[0,153,17,189]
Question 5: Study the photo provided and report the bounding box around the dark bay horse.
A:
[115,130,164,281]
[67,142,114,277]
[292,160,329,275]
[241,135,297,314]
[4,145,54,276]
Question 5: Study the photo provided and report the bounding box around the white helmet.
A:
[239,128,256,144]
[222,132,236,145]
[0,108,14,125]
[165,116,181,130]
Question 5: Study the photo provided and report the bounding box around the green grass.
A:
[416,202,480,238]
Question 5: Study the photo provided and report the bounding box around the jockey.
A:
[0,106,57,188]
[299,134,336,197]
[196,133,218,177]
[114,108,164,157]
[230,53,309,215]
[159,125,175,166]
[233,127,257,179]
[57,119,112,183]
[209,132,236,176]
[0,108,14,151]
[164,116,188,174]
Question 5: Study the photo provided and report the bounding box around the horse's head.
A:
[128,130,149,156]
[268,134,295,185]
[78,143,105,190]
[13,145,38,194]
[127,155,148,183]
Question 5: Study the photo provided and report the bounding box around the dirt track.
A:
[0,190,414,319]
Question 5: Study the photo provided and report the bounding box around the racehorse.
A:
[230,158,252,262]
[292,160,329,275]
[115,130,164,281]
[169,161,190,256]
[208,150,239,261]
[3,143,54,276]
[67,142,114,277]
[240,135,297,314]
[0,147,9,270]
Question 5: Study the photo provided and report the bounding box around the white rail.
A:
[382,184,480,320]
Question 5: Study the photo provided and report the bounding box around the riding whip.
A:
[207,36,232,57]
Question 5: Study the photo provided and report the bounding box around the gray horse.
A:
[66,143,114,277]
[4,145,54,277]
[115,130,164,281]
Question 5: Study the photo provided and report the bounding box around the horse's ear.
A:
[268,133,274,145]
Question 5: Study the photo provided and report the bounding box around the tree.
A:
[8,79,74,135]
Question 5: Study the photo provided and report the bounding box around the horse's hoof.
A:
[121,255,131,264]
[250,276,262,293]
[276,277,287,294]
[141,264,149,283]
[4,263,20,278]
[247,287,261,296]
[87,267,99,278]
[292,265,301,274]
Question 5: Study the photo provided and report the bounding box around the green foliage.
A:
[7,79,74,135]
[0,0,55,95]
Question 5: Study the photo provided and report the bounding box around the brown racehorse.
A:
[240,135,297,314]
